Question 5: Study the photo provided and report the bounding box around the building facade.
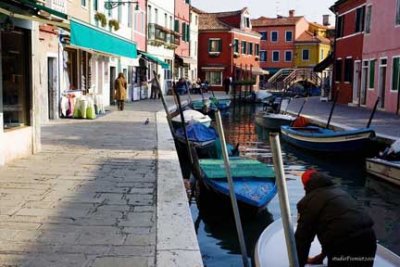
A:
[362,0,400,114]
[331,0,367,104]
[198,8,261,91]
[189,7,200,82]
[174,0,190,79]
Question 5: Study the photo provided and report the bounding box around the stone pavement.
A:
[0,100,202,267]
[286,97,400,142]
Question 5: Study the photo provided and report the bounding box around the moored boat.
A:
[171,109,212,128]
[280,125,375,153]
[255,112,296,131]
[197,158,277,213]
[254,218,400,267]
[366,158,400,187]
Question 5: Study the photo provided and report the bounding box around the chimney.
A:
[289,10,295,17]
[323,14,330,26]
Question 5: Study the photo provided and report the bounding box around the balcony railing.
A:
[148,23,180,49]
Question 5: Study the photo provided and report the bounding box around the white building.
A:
[189,7,199,83]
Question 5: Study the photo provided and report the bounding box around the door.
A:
[378,58,387,109]
[109,66,116,104]
[352,61,361,104]
[47,57,57,120]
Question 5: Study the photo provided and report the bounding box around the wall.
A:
[363,0,400,113]
[175,0,190,57]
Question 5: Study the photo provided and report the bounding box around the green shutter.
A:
[218,39,222,52]
[393,58,400,90]
[186,24,190,42]
[208,39,212,52]
[369,60,375,88]
[182,22,185,41]
[174,20,179,32]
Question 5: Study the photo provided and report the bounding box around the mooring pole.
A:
[215,110,249,267]
[269,133,299,267]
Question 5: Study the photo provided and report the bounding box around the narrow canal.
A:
[189,103,400,267]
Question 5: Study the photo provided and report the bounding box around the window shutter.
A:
[181,22,185,41]
[186,24,190,42]
[369,60,375,88]
[208,39,212,52]
[393,58,400,90]
[218,39,222,52]
[174,20,179,32]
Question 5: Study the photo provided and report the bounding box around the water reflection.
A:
[191,103,400,266]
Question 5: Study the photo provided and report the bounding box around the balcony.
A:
[148,23,180,50]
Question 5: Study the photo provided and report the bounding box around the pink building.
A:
[132,0,147,52]
[174,0,190,78]
[363,0,400,114]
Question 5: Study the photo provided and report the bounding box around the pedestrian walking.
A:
[114,73,127,111]
[150,74,161,99]
[223,76,231,95]
[295,169,376,267]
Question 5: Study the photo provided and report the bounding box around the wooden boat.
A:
[197,158,277,213]
[255,112,296,131]
[366,157,400,187]
[255,218,400,267]
[280,125,375,153]
[171,109,212,128]
[191,98,232,113]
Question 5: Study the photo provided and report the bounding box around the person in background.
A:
[223,76,231,95]
[295,169,376,267]
[150,74,161,99]
[176,78,187,95]
[114,72,127,111]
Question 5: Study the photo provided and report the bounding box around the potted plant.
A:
[94,12,107,27]
[108,19,120,31]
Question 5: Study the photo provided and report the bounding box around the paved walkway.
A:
[286,97,400,142]
[0,100,202,267]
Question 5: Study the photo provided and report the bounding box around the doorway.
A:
[378,58,387,109]
[48,57,57,120]
[109,66,116,104]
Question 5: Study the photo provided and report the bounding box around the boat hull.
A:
[280,126,375,153]
[255,113,295,131]
[366,158,400,187]
[255,218,400,267]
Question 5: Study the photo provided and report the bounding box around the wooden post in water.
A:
[366,97,380,128]
[269,133,299,267]
[214,110,249,267]
[326,90,339,129]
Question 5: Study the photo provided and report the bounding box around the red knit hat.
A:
[301,169,317,186]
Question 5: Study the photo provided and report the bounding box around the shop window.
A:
[205,71,222,86]
[2,28,31,129]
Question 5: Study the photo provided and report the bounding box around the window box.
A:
[209,51,221,57]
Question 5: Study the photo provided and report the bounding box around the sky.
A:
[191,0,337,25]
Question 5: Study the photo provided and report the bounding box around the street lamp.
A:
[104,1,140,11]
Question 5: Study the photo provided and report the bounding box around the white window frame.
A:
[391,55,400,92]
[272,50,280,62]
[205,71,223,86]
[208,38,222,54]
[271,31,278,43]
[284,50,292,62]
[285,31,293,42]
[260,50,267,62]
[302,49,310,61]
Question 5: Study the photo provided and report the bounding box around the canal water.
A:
[189,103,400,267]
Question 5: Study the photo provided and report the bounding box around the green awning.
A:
[70,19,137,59]
[19,0,68,20]
[139,51,170,69]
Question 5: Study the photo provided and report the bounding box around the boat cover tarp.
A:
[200,158,275,179]
[176,123,217,142]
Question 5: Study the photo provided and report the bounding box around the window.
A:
[285,31,293,42]
[355,6,365,33]
[155,8,158,24]
[241,41,247,54]
[208,39,222,53]
[335,60,343,82]
[248,43,253,55]
[302,49,310,61]
[260,51,267,62]
[255,44,260,56]
[94,0,98,11]
[169,16,173,29]
[272,51,279,62]
[81,0,86,7]
[174,19,179,32]
[233,39,239,53]
[285,51,292,62]
[271,31,278,42]
[182,22,186,41]
[365,5,372,33]
[128,5,132,27]
[337,16,344,38]
[148,5,152,24]
[392,57,400,91]
[261,32,267,40]
[186,24,190,42]
[244,17,251,28]
[396,0,400,25]
[344,58,353,82]
[206,71,222,86]
[164,13,167,28]
[2,29,31,129]
[185,0,191,3]
[369,60,376,88]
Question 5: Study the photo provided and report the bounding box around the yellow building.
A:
[294,23,331,68]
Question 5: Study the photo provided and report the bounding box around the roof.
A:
[309,21,329,30]
[295,31,331,44]
[190,6,204,14]
[330,0,348,12]
[251,16,303,27]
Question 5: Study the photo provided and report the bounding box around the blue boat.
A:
[280,125,375,153]
[198,158,277,213]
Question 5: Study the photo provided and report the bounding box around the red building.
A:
[197,8,262,91]
[331,0,367,104]
[251,10,308,75]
